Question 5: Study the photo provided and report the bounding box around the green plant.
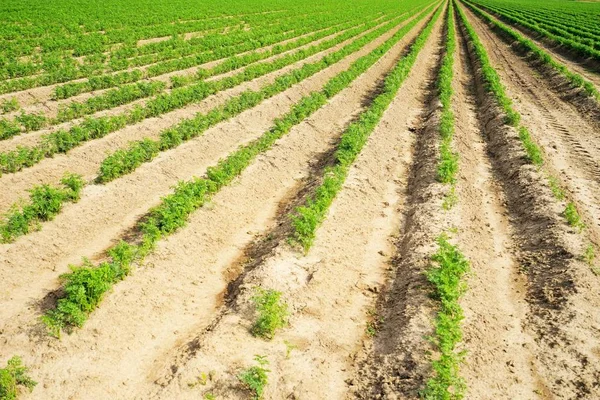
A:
[15,111,47,132]
[41,5,436,335]
[421,233,469,400]
[204,394,216,400]
[251,288,289,340]
[0,173,85,243]
[94,7,432,183]
[517,127,543,166]
[442,187,458,211]
[563,202,585,231]
[283,340,297,359]
[583,243,595,266]
[238,355,269,400]
[548,175,565,200]
[0,356,37,400]
[0,98,19,114]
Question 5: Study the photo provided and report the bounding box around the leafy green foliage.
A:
[436,2,458,186]
[464,1,600,102]
[0,98,20,114]
[238,355,269,400]
[517,126,543,166]
[94,7,432,183]
[469,0,600,67]
[583,243,596,267]
[0,9,413,176]
[0,356,37,400]
[421,234,469,400]
[563,202,585,231]
[0,173,84,243]
[251,288,289,340]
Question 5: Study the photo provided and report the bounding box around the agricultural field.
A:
[0,0,599,398]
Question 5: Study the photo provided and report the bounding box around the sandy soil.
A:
[2,3,600,400]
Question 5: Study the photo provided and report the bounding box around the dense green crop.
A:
[468,0,600,62]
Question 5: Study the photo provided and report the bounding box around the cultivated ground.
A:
[0,0,599,399]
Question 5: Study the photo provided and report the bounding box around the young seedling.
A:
[0,356,37,399]
[283,340,297,359]
[563,202,585,231]
[251,288,289,340]
[238,355,269,400]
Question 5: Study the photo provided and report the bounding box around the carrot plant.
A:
[0,356,37,400]
[421,234,469,400]
[251,288,289,340]
[0,10,408,176]
[457,1,595,236]
[238,355,269,400]
[0,98,20,114]
[464,1,600,102]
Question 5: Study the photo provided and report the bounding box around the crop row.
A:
[488,6,600,45]
[0,173,84,243]
[0,12,395,174]
[289,2,442,251]
[41,0,436,336]
[421,3,467,399]
[52,19,356,100]
[43,19,373,126]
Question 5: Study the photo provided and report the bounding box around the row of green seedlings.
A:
[0,17,269,87]
[2,9,253,59]
[0,356,37,400]
[470,1,600,62]
[0,16,377,141]
[0,6,306,58]
[51,17,363,100]
[0,173,84,243]
[93,7,429,183]
[456,3,596,266]
[4,7,359,75]
[288,2,443,252]
[464,0,600,102]
[422,3,470,399]
[41,4,434,337]
[0,98,20,115]
[0,10,410,174]
[0,7,375,95]
[436,0,459,210]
